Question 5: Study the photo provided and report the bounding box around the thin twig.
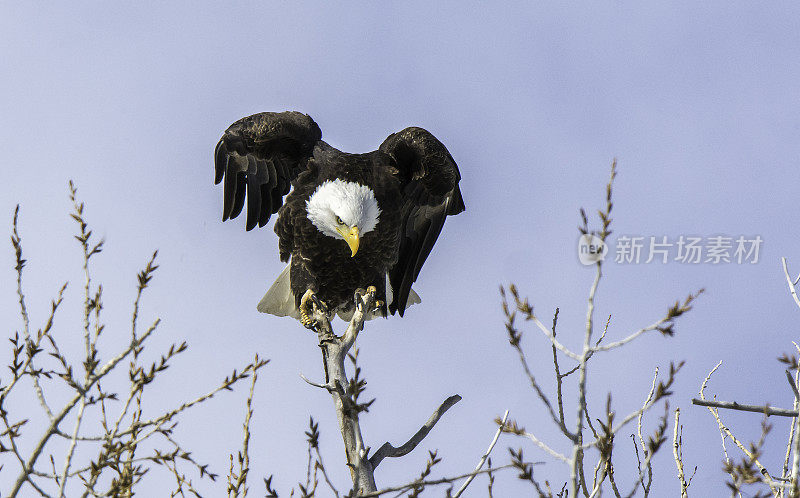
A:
[673,408,692,497]
[571,259,603,497]
[300,373,333,391]
[359,464,526,498]
[698,361,781,494]
[314,445,340,498]
[57,396,88,498]
[635,367,659,496]
[530,315,581,361]
[550,308,567,427]
[691,399,798,417]
[519,430,571,464]
[11,207,55,420]
[786,370,800,401]
[791,340,800,496]
[229,354,261,497]
[782,258,800,310]
[784,365,800,489]
[9,320,160,497]
[512,324,576,441]
[589,317,672,353]
[453,410,509,497]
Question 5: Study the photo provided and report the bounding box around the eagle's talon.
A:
[353,288,366,303]
[299,306,316,329]
[374,300,384,310]
[300,314,315,330]
[300,289,322,330]
[310,294,328,313]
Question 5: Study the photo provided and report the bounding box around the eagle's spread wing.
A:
[214,111,322,230]
[379,127,465,316]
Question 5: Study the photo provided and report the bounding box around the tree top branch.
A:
[368,394,461,470]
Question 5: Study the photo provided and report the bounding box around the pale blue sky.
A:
[3,2,800,496]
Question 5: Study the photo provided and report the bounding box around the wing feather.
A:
[380,127,465,316]
[245,156,263,230]
[222,155,246,220]
[229,169,247,220]
[214,111,321,230]
[214,140,226,184]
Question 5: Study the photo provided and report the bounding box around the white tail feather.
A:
[407,287,421,306]
[335,275,421,321]
[257,267,421,322]
[257,265,300,318]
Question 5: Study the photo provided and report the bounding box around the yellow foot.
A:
[366,287,379,311]
[300,289,327,330]
[354,286,379,314]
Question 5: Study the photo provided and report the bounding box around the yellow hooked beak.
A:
[337,225,360,257]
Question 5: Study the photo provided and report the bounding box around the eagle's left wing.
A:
[379,127,465,316]
[214,111,322,230]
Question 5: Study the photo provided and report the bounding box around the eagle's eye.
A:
[335,215,344,225]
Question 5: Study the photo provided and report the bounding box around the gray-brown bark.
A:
[305,287,460,495]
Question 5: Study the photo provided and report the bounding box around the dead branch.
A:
[358,463,527,498]
[369,394,462,470]
[303,286,461,495]
[691,399,798,418]
[453,409,509,498]
[697,361,782,494]
[672,408,694,497]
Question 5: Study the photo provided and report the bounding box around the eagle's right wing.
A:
[214,111,322,230]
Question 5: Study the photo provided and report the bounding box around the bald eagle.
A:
[214,111,464,323]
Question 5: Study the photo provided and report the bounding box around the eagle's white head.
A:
[306,179,381,257]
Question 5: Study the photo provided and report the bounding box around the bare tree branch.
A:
[785,349,800,493]
[697,361,782,494]
[783,257,800,310]
[672,408,693,497]
[691,399,798,418]
[453,410,509,497]
[358,463,527,498]
[369,394,462,470]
